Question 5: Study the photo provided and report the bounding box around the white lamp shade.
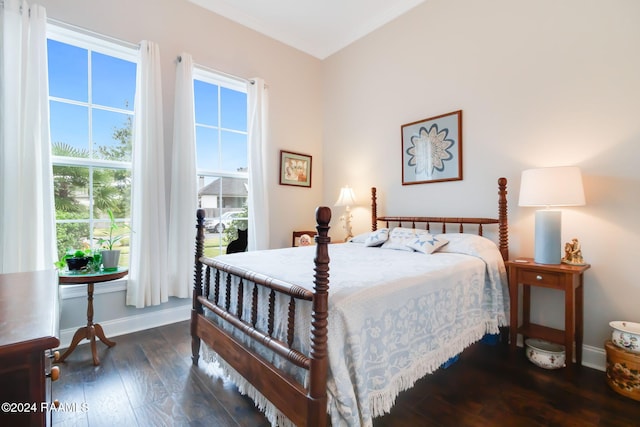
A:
[334,186,356,207]
[518,166,586,207]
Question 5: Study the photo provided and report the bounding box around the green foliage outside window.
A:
[53,117,132,260]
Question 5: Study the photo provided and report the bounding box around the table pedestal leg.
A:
[57,283,116,366]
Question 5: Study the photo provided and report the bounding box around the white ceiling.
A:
[188,0,427,59]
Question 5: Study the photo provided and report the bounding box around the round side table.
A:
[58,268,128,366]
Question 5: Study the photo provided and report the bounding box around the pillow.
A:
[406,232,449,254]
[381,227,416,251]
[363,228,389,247]
[435,233,499,258]
[349,232,371,243]
[381,227,448,253]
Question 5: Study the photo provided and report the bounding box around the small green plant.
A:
[96,209,129,250]
[54,248,101,272]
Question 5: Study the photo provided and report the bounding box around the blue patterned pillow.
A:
[382,227,448,253]
[363,228,389,247]
[406,232,449,254]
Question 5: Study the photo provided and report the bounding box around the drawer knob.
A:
[50,350,60,361]
[536,275,543,280]
[48,366,60,381]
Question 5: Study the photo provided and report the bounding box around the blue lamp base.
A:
[534,210,561,264]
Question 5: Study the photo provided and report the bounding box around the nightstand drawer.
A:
[519,269,561,287]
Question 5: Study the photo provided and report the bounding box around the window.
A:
[48,25,137,266]
[193,68,248,257]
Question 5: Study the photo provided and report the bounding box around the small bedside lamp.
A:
[334,185,356,242]
[518,166,585,264]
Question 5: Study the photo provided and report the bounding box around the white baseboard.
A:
[57,304,191,350]
[581,344,606,372]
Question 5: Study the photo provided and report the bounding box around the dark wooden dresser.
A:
[0,269,60,427]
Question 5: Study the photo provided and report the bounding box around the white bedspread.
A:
[201,235,509,427]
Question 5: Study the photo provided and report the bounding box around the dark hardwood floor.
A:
[53,321,639,426]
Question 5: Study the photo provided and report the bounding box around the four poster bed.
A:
[191,178,510,427]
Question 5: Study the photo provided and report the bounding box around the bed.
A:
[191,177,509,427]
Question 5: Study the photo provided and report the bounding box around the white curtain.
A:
[167,53,197,298]
[127,40,168,307]
[0,0,56,274]
[247,78,270,250]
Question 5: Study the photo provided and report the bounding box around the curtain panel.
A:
[0,0,56,274]
[127,40,169,308]
[167,53,197,299]
[247,78,270,251]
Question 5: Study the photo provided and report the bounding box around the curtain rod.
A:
[177,55,255,85]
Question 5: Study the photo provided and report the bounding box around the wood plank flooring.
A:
[53,321,639,426]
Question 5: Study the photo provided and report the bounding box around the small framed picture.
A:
[401,110,462,185]
[279,150,312,187]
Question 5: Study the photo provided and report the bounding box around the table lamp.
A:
[334,185,356,241]
[518,166,585,264]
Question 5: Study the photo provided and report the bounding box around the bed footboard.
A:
[192,207,331,427]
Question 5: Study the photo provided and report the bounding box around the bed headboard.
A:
[371,177,508,260]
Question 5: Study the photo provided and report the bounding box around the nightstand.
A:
[506,258,590,365]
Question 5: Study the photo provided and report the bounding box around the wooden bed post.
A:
[192,209,206,366]
[497,177,509,261]
[371,187,378,231]
[308,206,331,427]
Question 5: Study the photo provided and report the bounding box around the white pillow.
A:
[349,232,370,243]
[435,233,499,258]
[364,228,389,247]
[381,227,448,253]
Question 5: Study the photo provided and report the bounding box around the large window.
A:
[48,25,137,266]
[194,68,248,257]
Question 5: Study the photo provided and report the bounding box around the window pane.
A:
[92,167,131,220]
[93,220,130,268]
[196,126,220,170]
[198,176,248,257]
[194,80,218,126]
[92,110,133,161]
[92,51,136,109]
[221,131,247,172]
[56,222,91,259]
[50,101,89,155]
[47,39,88,102]
[53,165,90,218]
[221,87,247,131]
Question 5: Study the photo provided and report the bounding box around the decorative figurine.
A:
[562,238,585,265]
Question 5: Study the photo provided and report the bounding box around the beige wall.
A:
[40,0,325,249]
[323,0,640,357]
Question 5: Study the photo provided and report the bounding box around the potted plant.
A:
[55,248,102,272]
[95,209,128,271]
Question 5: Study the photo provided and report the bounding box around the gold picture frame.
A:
[279,150,312,187]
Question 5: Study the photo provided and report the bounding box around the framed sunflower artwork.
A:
[401,110,462,185]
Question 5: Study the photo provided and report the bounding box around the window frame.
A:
[47,23,138,262]
[193,65,249,256]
